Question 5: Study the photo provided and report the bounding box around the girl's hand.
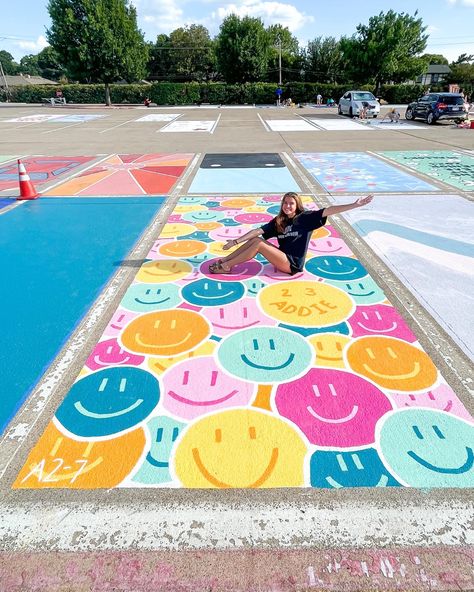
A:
[355,194,373,207]
[222,239,236,251]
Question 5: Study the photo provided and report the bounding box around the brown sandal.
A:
[209,260,231,274]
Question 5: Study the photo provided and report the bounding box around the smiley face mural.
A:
[15,193,472,490]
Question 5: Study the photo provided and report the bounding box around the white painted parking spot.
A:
[135,114,181,122]
[309,118,374,131]
[370,120,433,130]
[266,119,318,132]
[5,114,63,123]
[159,120,217,133]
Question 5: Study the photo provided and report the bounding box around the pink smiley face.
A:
[162,356,255,419]
[235,213,273,224]
[200,259,262,281]
[85,338,145,371]
[208,225,253,242]
[308,237,353,256]
[260,263,315,284]
[104,309,139,337]
[348,304,417,342]
[168,214,183,222]
[393,383,472,421]
[203,297,276,337]
[262,195,281,203]
[275,367,393,447]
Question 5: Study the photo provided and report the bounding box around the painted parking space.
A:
[45,153,194,196]
[294,152,438,192]
[264,119,318,132]
[4,114,64,123]
[0,155,16,163]
[0,197,165,434]
[13,194,473,490]
[307,118,374,131]
[45,114,107,123]
[326,192,474,361]
[159,120,217,133]
[380,150,474,191]
[135,114,181,122]
[188,153,300,193]
[0,156,96,192]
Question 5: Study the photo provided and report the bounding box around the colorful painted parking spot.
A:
[14,195,473,490]
[0,197,15,210]
[45,153,194,196]
[0,156,96,192]
[4,114,63,123]
[380,150,474,191]
[188,153,300,193]
[294,152,438,192]
[308,118,374,131]
[160,120,217,133]
[265,120,318,132]
[46,114,107,123]
[0,197,165,434]
[136,114,180,122]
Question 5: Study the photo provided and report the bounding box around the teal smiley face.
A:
[326,277,385,305]
[121,283,181,312]
[377,409,474,488]
[186,252,214,266]
[306,256,367,281]
[179,197,208,205]
[217,326,312,384]
[182,210,225,223]
[244,278,267,297]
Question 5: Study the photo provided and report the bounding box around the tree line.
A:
[1,0,473,103]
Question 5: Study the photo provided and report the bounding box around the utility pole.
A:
[278,37,282,86]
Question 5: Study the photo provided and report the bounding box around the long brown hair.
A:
[275,192,305,233]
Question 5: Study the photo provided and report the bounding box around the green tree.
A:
[47,0,148,105]
[216,14,271,83]
[421,53,449,66]
[266,24,302,83]
[168,25,216,81]
[147,35,172,80]
[0,50,20,75]
[19,54,42,76]
[340,10,428,93]
[448,55,474,96]
[304,36,345,83]
[37,46,66,80]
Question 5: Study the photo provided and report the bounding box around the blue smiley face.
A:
[55,367,159,437]
[279,321,350,337]
[310,448,401,488]
[377,409,474,488]
[244,278,267,297]
[132,416,185,485]
[186,252,214,266]
[205,201,221,208]
[219,217,240,227]
[121,283,181,312]
[217,326,312,383]
[181,278,245,307]
[266,205,281,215]
[306,256,368,281]
[325,277,385,305]
[179,197,208,205]
[178,231,213,243]
[182,210,225,223]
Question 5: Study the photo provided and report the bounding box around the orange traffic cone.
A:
[17,159,39,200]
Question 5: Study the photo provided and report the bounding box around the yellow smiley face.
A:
[14,423,145,489]
[148,340,216,374]
[136,259,192,283]
[258,281,354,327]
[221,198,255,209]
[121,309,210,356]
[346,336,438,391]
[160,223,195,239]
[207,241,239,257]
[244,205,267,213]
[173,204,206,214]
[309,333,351,368]
[174,409,307,488]
[158,240,206,258]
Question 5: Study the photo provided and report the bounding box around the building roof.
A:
[426,64,451,74]
[0,74,58,87]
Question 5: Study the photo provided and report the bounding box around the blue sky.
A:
[1,0,473,63]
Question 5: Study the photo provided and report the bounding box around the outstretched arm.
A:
[322,194,373,217]
[222,227,264,251]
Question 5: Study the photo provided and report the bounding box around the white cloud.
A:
[446,0,474,5]
[135,0,187,34]
[13,35,49,54]
[214,0,314,31]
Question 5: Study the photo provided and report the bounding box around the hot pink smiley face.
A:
[200,259,262,282]
[203,297,276,337]
[275,367,393,447]
[348,304,417,342]
[235,213,273,224]
[85,338,145,371]
[308,237,353,257]
[393,383,472,421]
[103,309,139,337]
[162,356,255,420]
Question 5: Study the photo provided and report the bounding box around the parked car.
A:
[338,91,380,118]
[405,93,468,124]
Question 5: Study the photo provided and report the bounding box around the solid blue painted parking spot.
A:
[0,196,164,433]
[0,197,15,210]
[188,167,300,193]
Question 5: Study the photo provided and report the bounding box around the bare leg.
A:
[221,238,291,274]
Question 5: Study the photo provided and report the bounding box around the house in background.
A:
[0,73,57,89]
[416,64,451,87]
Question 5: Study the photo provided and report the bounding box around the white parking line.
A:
[257,113,270,132]
[210,113,221,134]
[99,118,138,134]
[41,122,85,135]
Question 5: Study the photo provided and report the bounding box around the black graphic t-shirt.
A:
[260,209,327,274]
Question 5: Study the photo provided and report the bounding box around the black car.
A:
[405,93,468,125]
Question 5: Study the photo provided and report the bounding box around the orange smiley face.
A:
[346,336,438,392]
[121,309,210,356]
[194,221,222,231]
[158,240,206,258]
[221,198,254,209]
[136,259,192,283]
[14,423,145,489]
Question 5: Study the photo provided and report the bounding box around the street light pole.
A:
[278,37,282,86]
